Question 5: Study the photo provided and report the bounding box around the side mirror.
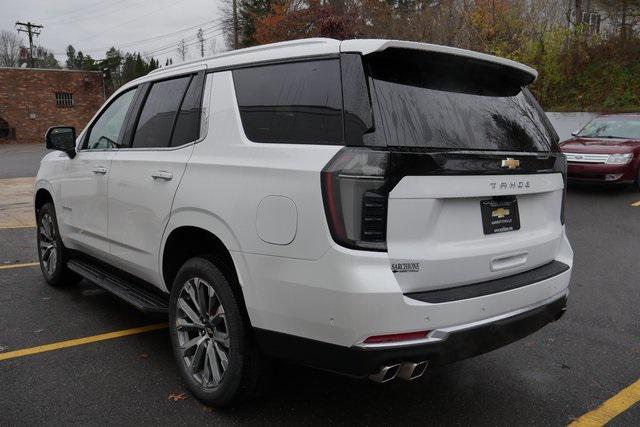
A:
[45,126,76,158]
[571,130,579,137]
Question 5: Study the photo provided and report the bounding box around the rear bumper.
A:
[567,162,636,183]
[241,232,573,349]
[254,294,568,377]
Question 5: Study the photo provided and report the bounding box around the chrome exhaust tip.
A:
[397,361,428,381]
[369,364,401,383]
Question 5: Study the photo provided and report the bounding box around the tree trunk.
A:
[575,0,583,32]
[620,0,628,40]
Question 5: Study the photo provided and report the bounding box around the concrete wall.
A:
[0,68,105,144]
[546,112,598,142]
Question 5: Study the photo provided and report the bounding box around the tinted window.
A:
[233,60,343,144]
[341,53,374,146]
[132,76,190,148]
[366,48,557,152]
[86,89,136,150]
[171,74,203,146]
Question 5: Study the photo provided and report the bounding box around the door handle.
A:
[151,171,173,181]
[93,166,108,175]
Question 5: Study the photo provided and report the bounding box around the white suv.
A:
[35,38,573,406]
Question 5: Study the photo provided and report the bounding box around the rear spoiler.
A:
[340,39,537,84]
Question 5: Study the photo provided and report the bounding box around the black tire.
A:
[636,168,640,191]
[36,202,81,287]
[169,257,265,407]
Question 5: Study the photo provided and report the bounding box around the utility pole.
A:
[15,21,43,68]
[233,0,239,49]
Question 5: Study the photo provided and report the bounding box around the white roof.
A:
[135,38,536,85]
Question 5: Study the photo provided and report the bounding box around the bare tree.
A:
[176,38,188,62]
[0,30,23,67]
[596,0,640,39]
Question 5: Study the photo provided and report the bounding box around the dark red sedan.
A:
[560,114,640,188]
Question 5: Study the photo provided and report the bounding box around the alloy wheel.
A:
[38,213,58,276]
[176,277,230,389]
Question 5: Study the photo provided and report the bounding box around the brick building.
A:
[0,68,105,144]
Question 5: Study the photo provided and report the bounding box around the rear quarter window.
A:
[232,59,344,145]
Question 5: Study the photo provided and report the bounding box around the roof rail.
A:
[148,38,337,75]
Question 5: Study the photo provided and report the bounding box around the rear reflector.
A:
[363,331,429,344]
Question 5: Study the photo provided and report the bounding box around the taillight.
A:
[559,154,567,225]
[321,148,390,251]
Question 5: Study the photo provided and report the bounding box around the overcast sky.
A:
[2,0,227,66]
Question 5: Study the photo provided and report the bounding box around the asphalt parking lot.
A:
[0,145,639,425]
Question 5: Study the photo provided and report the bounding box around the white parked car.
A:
[35,38,573,407]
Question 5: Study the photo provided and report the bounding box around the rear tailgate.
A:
[387,173,564,293]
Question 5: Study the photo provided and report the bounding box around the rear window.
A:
[365,48,557,152]
[232,59,343,144]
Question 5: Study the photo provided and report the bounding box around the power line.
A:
[38,0,128,23]
[139,25,225,56]
[89,19,221,52]
[143,31,224,60]
[48,0,136,26]
[142,29,224,59]
[15,21,43,68]
[52,19,223,56]
[121,24,224,58]
[87,0,192,37]
[53,0,194,51]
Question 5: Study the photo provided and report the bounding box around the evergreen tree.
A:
[75,51,85,69]
[65,45,76,69]
[134,53,145,76]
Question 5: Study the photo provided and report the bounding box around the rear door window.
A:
[232,59,343,144]
[131,76,191,148]
[366,48,557,152]
[171,73,205,147]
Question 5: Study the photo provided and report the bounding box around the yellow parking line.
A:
[0,262,39,270]
[0,323,169,362]
[570,378,640,426]
[0,224,35,229]
[632,201,640,207]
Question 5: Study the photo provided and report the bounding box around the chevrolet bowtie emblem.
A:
[501,158,520,169]
[492,208,510,218]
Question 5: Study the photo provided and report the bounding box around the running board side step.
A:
[67,259,169,314]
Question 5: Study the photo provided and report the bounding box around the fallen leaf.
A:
[168,392,188,402]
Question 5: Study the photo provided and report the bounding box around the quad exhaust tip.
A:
[397,361,428,381]
[369,363,401,383]
[369,361,428,383]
